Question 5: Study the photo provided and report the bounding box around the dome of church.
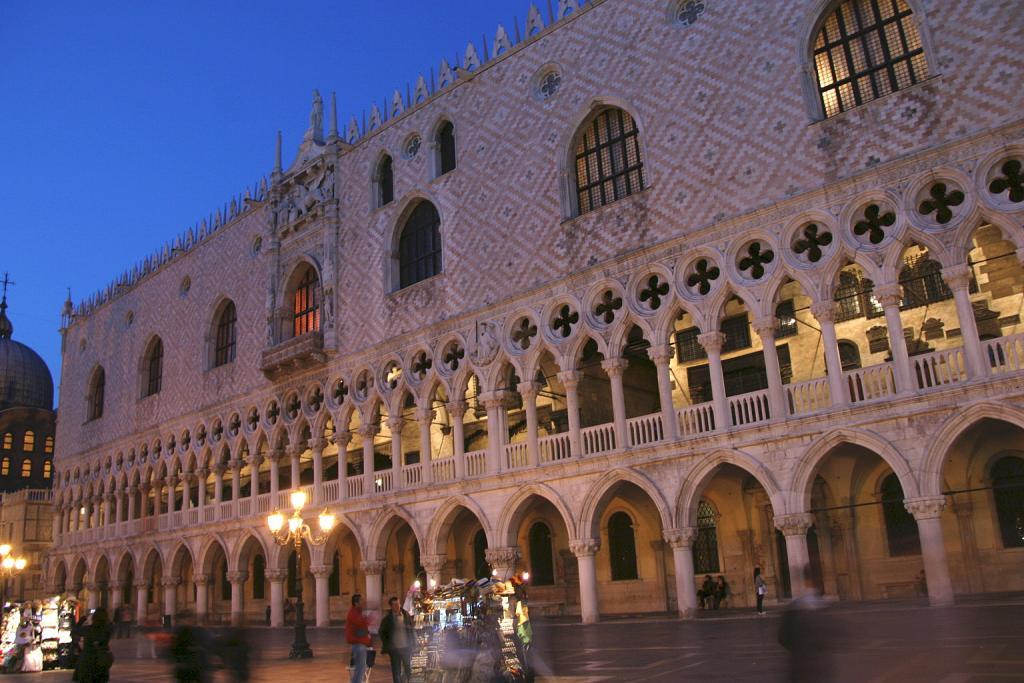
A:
[0,297,54,411]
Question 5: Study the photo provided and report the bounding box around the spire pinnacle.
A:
[0,272,14,339]
[328,92,338,141]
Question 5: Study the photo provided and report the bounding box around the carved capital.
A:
[484,547,521,569]
[478,391,506,411]
[414,407,435,424]
[195,468,209,480]
[872,284,903,308]
[420,554,447,574]
[227,459,242,471]
[904,496,947,520]
[663,527,698,550]
[774,513,815,536]
[386,417,406,432]
[556,370,580,390]
[309,565,333,579]
[285,444,303,459]
[246,453,264,469]
[133,582,149,591]
[165,475,179,487]
[212,463,227,476]
[334,431,353,448]
[517,381,541,400]
[810,301,837,324]
[160,577,181,588]
[357,425,379,439]
[360,560,386,576]
[192,574,210,586]
[569,538,600,558]
[446,400,468,419]
[751,316,777,338]
[308,437,328,452]
[647,344,673,366]
[697,331,725,354]
[941,265,972,292]
[600,357,629,376]
[268,448,286,464]
[226,571,249,585]
[265,570,287,582]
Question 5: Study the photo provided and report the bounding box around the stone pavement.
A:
[28,596,1024,682]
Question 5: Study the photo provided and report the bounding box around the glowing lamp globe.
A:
[268,511,285,533]
[1,557,13,571]
[0,545,11,558]
[290,490,308,510]
[318,510,336,532]
[13,558,25,571]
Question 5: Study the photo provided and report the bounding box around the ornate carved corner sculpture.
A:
[471,320,500,365]
[569,538,600,558]
[774,513,815,536]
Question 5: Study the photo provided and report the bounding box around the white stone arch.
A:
[556,95,652,219]
[426,494,494,556]
[386,192,445,293]
[606,313,655,359]
[758,265,819,319]
[496,483,577,546]
[815,247,885,302]
[951,209,1024,263]
[427,113,457,179]
[702,283,759,330]
[205,294,238,370]
[676,449,785,527]
[139,545,164,582]
[166,541,196,580]
[797,0,939,121]
[920,401,1024,497]
[366,504,425,562]
[882,225,956,283]
[564,331,609,371]
[315,514,366,567]
[230,530,272,574]
[786,427,921,513]
[577,468,673,540]
[369,147,395,210]
[196,532,231,578]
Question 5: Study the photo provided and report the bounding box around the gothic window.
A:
[88,367,105,421]
[574,107,644,215]
[292,266,320,337]
[692,500,720,574]
[43,461,51,479]
[44,436,53,454]
[721,314,751,353]
[812,0,928,118]
[608,511,639,581]
[880,473,920,556]
[900,254,952,309]
[473,529,490,579]
[838,340,862,370]
[214,301,237,367]
[20,459,31,478]
[775,300,798,338]
[1,433,9,449]
[22,431,34,452]
[992,456,1024,548]
[1,458,9,476]
[377,155,394,207]
[252,555,266,599]
[437,121,456,176]
[398,201,442,289]
[528,522,555,586]
[145,338,163,397]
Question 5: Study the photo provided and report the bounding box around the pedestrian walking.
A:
[265,605,271,626]
[74,608,114,683]
[346,594,372,683]
[169,621,212,683]
[379,596,413,683]
[216,626,252,682]
[754,567,767,615]
[778,567,835,682]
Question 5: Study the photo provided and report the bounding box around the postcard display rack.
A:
[0,597,77,673]
[409,579,528,683]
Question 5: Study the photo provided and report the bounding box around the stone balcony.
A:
[258,331,326,379]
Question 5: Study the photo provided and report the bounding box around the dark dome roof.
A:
[0,299,54,411]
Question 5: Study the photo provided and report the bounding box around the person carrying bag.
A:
[346,594,374,683]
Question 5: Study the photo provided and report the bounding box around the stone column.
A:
[421,554,447,590]
[517,382,541,467]
[952,498,984,594]
[266,570,286,627]
[480,392,507,473]
[269,451,281,503]
[943,265,986,378]
[557,371,583,458]
[360,425,379,494]
[115,490,125,525]
[127,487,137,522]
[310,438,326,503]
[227,571,248,626]
[753,316,787,420]
[416,408,434,484]
[194,575,209,623]
[196,470,207,511]
[288,444,301,491]
[648,345,678,441]
[311,565,332,627]
[86,583,100,610]
[874,284,915,394]
[448,401,467,479]
[230,459,242,504]
[166,476,178,515]
[335,432,352,500]
[109,581,123,611]
[664,528,698,618]
[570,539,601,624]
[602,357,630,449]
[484,547,520,582]
[388,417,405,489]
[213,464,225,513]
[905,497,954,607]
[360,560,386,611]
[775,513,815,598]
[135,583,148,624]
[180,474,191,515]
[810,301,849,407]
[698,332,730,430]
[161,577,180,624]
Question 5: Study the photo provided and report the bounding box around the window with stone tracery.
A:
[376,154,394,207]
[214,301,237,367]
[692,499,720,574]
[398,201,442,289]
[574,107,644,215]
[437,121,456,176]
[292,266,320,337]
[88,367,105,421]
[144,338,163,397]
[813,0,928,118]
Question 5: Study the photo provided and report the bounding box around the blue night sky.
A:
[1,0,531,402]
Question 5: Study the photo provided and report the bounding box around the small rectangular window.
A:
[21,459,32,478]
[675,327,707,363]
[775,300,798,338]
[721,314,751,353]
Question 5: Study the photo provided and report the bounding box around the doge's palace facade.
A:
[50,0,1024,625]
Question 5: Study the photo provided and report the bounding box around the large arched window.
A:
[692,500,720,574]
[607,511,639,581]
[528,522,555,586]
[292,266,320,337]
[992,456,1024,548]
[838,340,862,370]
[22,431,34,452]
[20,459,31,478]
[214,301,237,367]
[144,338,163,397]
[880,473,920,556]
[573,107,644,216]
[376,154,394,207]
[812,0,928,118]
[88,367,105,421]
[436,121,456,176]
[398,201,442,289]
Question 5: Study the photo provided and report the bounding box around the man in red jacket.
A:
[346,594,372,683]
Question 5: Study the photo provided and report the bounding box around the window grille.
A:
[22,431,34,452]
[900,253,952,309]
[775,300,798,338]
[292,267,320,337]
[399,202,442,289]
[608,511,639,581]
[437,122,456,175]
[575,108,644,215]
[145,339,163,397]
[722,314,751,353]
[692,500,720,573]
[214,301,237,367]
[675,327,707,363]
[378,155,394,206]
[813,0,928,117]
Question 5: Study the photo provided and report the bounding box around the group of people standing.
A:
[697,568,768,615]
[345,593,415,683]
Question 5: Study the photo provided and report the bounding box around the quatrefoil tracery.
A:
[512,317,538,349]
[411,351,433,378]
[443,343,465,371]
[686,259,720,295]
[594,290,623,325]
[552,305,579,338]
[638,275,670,310]
[918,182,964,224]
[332,380,348,402]
[989,160,1024,203]
[792,224,833,263]
[853,204,895,245]
[308,387,324,412]
[738,243,774,280]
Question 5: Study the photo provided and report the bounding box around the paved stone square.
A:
[25,598,1024,682]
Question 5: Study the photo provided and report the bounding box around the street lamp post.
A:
[0,544,27,603]
[267,490,335,659]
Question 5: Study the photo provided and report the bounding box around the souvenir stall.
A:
[0,596,78,673]
[407,577,531,683]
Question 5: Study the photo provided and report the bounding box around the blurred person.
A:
[697,575,715,609]
[713,575,729,609]
[379,596,413,683]
[778,567,835,683]
[265,604,271,626]
[915,569,928,597]
[169,618,212,683]
[217,626,252,682]
[74,608,114,683]
[754,566,768,615]
[346,593,372,683]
